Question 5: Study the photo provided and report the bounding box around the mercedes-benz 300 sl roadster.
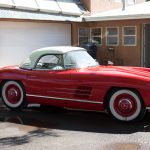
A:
[0,46,150,122]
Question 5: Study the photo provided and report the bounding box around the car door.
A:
[25,54,73,107]
[62,51,103,111]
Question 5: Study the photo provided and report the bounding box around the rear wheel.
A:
[107,89,146,122]
[1,81,27,110]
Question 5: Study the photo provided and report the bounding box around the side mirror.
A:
[108,61,114,66]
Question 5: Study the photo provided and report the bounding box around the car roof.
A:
[21,46,86,69]
[32,46,86,55]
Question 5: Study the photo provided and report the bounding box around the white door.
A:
[0,21,71,67]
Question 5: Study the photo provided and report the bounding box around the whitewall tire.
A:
[107,89,146,122]
[1,81,27,110]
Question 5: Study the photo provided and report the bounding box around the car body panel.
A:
[1,65,150,111]
[1,47,150,113]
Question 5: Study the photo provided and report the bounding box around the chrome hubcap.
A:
[8,88,18,98]
[118,99,133,113]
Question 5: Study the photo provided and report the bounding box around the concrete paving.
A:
[0,105,150,150]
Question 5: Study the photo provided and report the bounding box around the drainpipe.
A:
[122,0,126,10]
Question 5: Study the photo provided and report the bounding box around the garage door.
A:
[0,21,71,67]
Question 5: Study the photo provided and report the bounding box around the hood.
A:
[0,65,19,70]
[83,66,150,78]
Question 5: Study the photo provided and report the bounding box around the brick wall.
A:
[72,19,150,67]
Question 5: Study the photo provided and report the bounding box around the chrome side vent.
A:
[75,86,92,99]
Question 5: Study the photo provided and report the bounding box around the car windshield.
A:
[20,57,32,69]
[64,50,99,68]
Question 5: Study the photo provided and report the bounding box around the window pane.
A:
[107,37,118,45]
[91,28,101,36]
[79,28,90,36]
[79,37,89,45]
[124,27,135,35]
[124,36,136,45]
[107,28,118,36]
[36,55,60,69]
[91,37,101,45]
[39,55,59,64]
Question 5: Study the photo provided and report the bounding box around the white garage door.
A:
[0,21,71,67]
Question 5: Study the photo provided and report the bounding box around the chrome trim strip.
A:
[47,90,90,96]
[26,94,103,104]
[146,107,150,110]
[54,87,92,92]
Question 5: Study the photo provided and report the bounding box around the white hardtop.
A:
[31,46,86,55]
[20,46,86,69]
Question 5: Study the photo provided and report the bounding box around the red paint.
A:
[1,65,150,111]
[113,93,137,117]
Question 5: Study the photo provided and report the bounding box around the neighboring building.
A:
[72,0,150,67]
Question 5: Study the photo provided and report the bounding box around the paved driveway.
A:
[0,104,150,150]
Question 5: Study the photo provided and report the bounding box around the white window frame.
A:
[106,27,119,46]
[122,26,137,46]
[78,27,102,46]
[90,27,102,46]
[78,27,90,46]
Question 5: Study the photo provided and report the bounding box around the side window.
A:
[35,55,63,70]
[64,53,76,68]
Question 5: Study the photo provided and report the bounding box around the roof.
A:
[0,0,86,17]
[0,8,82,22]
[0,0,87,22]
[21,46,86,69]
[85,1,150,22]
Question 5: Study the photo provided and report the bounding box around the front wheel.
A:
[107,89,146,122]
[1,81,27,110]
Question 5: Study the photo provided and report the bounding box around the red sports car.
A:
[0,46,150,122]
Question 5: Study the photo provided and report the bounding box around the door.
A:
[0,21,71,67]
[143,24,150,67]
[25,54,72,107]
[64,69,103,111]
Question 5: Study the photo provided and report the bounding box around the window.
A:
[123,26,136,46]
[78,27,102,46]
[91,28,102,45]
[106,27,119,46]
[35,54,63,70]
[78,28,90,46]
[64,51,99,68]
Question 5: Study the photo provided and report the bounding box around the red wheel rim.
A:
[113,93,137,117]
[5,84,21,104]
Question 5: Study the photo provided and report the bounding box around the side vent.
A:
[75,86,92,99]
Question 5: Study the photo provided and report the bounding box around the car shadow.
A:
[0,106,150,134]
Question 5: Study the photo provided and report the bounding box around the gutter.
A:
[84,13,150,22]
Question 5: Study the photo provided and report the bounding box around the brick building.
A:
[72,0,150,67]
